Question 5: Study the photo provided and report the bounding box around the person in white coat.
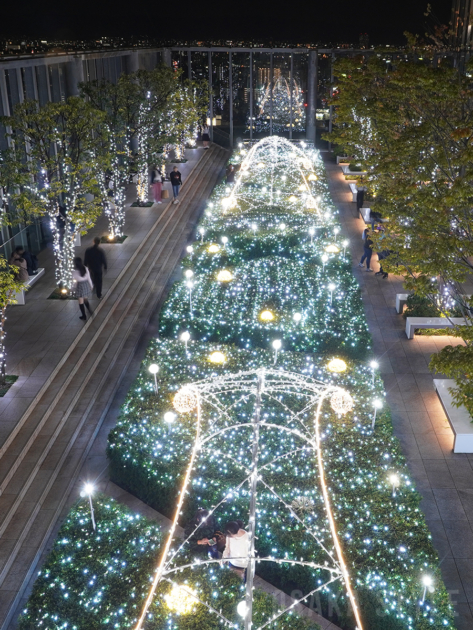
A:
[72,257,93,321]
[222,520,249,582]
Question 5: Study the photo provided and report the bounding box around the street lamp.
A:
[82,483,96,530]
[342,239,349,256]
[421,575,434,604]
[293,312,302,323]
[370,360,379,385]
[149,364,159,394]
[272,339,282,365]
[328,283,336,306]
[321,253,328,273]
[180,331,190,353]
[389,473,400,497]
[199,227,205,242]
[372,399,383,430]
[164,411,176,433]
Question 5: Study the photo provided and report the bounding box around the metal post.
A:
[244,369,265,630]
[289,52,294,140]
[187,50,192,80]
[229,51,233,148]
[162,48,172,68]
[328,52,335,151]
[306,50,317,144]
[249,51,253,141]
[208,51,213,142]
[269,52,273,136]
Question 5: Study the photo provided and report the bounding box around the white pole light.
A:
[180,331,190,353]
[293,312,302,323]
[372,399,383,430]
[186,280,194,312]
[272,339,282,365]
[328,283,336,306]
[321,253,328,273]
[221,236,228,247]
[389,473,400,497]
[237,601,248,618]
[186,245,193,255]
[370,360,379,385]
[199,227,205,242]
[83,483,96,530]
[309,227,315,245]
[149,364,159,394]
[184,269,194,279]
[164,411,176,433]
[342,239,349,256]
[421,575,434,604]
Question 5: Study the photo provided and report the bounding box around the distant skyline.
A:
[1,0,450,46]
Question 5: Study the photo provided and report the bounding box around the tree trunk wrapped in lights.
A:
[0,256,28,386]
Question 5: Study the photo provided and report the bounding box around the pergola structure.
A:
[134,368,363,630]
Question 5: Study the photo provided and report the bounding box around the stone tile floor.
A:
[324,156,473,630]
[0,148,205,436]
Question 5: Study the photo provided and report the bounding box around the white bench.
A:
[405,316,467,339]
[359,207,371,223]
[348,183,358,202]
[341,164,367,177]
[434,379,473,453]
[396,293,410,314]
[13,268,45,305]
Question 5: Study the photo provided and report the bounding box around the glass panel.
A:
[252,52,272,139]
[293,52,308,140]
[35,66,49,106]
[211,52,230,145]
[231,52,250,145]
[22,67,36,100]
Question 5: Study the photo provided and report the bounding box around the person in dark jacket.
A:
[358,229,374,271]
[84,236,107,299]
[226,164,235,184]
[169,167,182,202]
[184,509,219,559]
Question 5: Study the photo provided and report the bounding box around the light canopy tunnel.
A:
[135,369,362,630]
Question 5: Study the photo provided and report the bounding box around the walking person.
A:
[222,520,249,582]
[358,229,373,271]
[84,237,107,299]
[185,509,220,559]
[226,164,235,184]
[151,166,163,204]
[72,257,93,321]
[169,166,182,204]
[202,125,210,149]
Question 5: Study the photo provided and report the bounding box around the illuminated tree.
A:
[2,98,110,291]
[0,256,28,386]
[326,53,473,413]
[253,76,305,134]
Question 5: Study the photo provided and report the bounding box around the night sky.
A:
[1,0,450,45]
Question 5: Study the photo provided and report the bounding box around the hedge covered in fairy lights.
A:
[20,138,454,630]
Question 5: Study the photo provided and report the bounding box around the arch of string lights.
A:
[134,369,363,630]
[219,136,322,216]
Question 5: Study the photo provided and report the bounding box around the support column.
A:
[328,52,334,151]
[66,56,85,96]
[289,53,294,140]
[162,48,172,68]
[229,51,233,148]
[306,50,317,144]
[244,369,264,630]
[269,52,273,136]
[127,51,140,74]
[208,51,213,142]
[249,52,253,141]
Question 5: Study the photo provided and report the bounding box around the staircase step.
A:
[0,144,230,630]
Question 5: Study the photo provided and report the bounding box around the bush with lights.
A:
[106,138,454,630]
[18,493,321,630]
[107,336,453,630]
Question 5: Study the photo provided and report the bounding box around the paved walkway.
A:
[1,144,230,629]
[324,156,473,630]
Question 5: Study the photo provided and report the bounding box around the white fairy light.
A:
[370,360,379,385]
[81,483,96,530]
[148,364,159,394]
[372,399,383,429]
[272,339,282,364]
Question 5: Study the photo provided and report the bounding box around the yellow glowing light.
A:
[303,159,312,169]
[257,162,265,169]
[61,288,68,294]
[306,196,317,209]
[165,585,198,614]
[208,244,220,253]
[108,234,114,240]
[327,359,347,373]
[216,269,233,282]
[330,389,354,415]
[241,163,249,171]
[298,184,306,192]
[209,351,226,364]
[260,310,275,322]
[308,173,318,181]
[288,195,297,202]
[325,244,340,253]
[173,386,198,413]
